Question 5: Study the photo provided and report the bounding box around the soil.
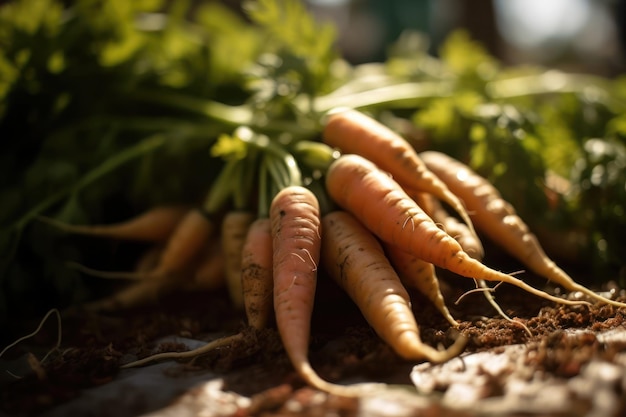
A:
[1,268,626,417]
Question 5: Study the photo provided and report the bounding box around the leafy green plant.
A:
[1,0,625,327]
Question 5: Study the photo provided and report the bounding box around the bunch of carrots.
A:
[41,108,626,396]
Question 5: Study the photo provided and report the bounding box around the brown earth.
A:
[1,268,626,417]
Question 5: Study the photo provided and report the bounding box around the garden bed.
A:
[2,270,625,417]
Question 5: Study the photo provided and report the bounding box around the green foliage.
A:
[0,0,262,322]
[195,2,263,90]
[409,30,626,277]
[570,138,626,272]
[211,133,249,161]
[244,0,338,114]
[438,29,498,87]
[1,0,625,323]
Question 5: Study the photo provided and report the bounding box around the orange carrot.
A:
[133,246,164,274]
[241,217,274,330]
[122,218,268,370]
[151,209,214,277]
[419,151,626,309]
[82,278,174,312]
[383,243,459,328]
[270,186,324,388]
[322,108,476,238]
[322,210,465,361]
[417,192,485,261]
[70,209,215,281]
[120,240,234,369]
[270,185,375,396]
[325,154,586,307]
[77,238,224,312]
[187,239,225,291]
[221,211,256,309]
[416,193,529,332]
[419,193,520,327]
[38,205,189,242]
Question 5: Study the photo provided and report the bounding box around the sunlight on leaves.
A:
[211,133,248,161]
[439,29,498,80]
[47,51,65,74]
[244,0,338,96]
[0,0,63,36]
[607,113,626,138]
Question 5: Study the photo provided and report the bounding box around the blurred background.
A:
[302,0,625,75]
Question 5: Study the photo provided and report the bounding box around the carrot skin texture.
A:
[82,279,173,312]
[384,243,459,327]
[270,186,321,375]
[82,240,223,311]
[241,218,274,330]
[419,151,626,309]
[270,186,370,396]
[325,154,584,306]
[323,109,476,238]
[415,192,484,261]
[188,240,225,291]
[416,192,519,327]
[150,209,214,279]
[322,211,464,361]
[66,210,214,281]
[39,206,189,242]
[222,211,256,309]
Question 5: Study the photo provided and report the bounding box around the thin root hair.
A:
[1,308,63,377]
[401,214,415,232]
[291,249,318,272]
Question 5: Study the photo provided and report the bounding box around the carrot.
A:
[270,186,324,388]
[38,205,189,242]
[325,154,587,307]
[120,240,233,369]
[187,239,225,291]
[149,209,214,277]
[77,238,224,312]
[121,218,269,369]
[419,151,626,309]
[409,192,531,335]
[322,210,465,361]
[89,244,162,281]
[69,209,215,281]
[221,211,256,309]
[72,155,234,283]
[270,185,377,396]
[133,246,164,274]
[383,243,459,328]
[322,108,477,239]
[241,217,274,330]
[141,155,243,283]
[418,192,485,261]
[124,187,378,394]
[82,278,173,312]
[418,193,529,333]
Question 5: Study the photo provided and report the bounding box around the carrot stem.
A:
[131,89,315,135]
[237,127,302,187]
[258,156,272,218]
[202,158,238,215]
